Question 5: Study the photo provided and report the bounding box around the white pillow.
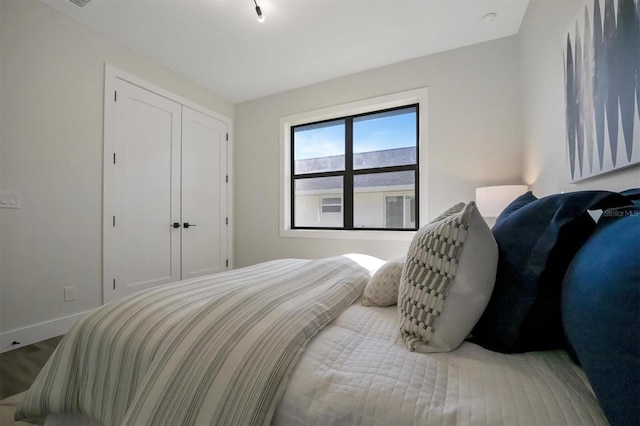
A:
[398,201,498,353]
[362,257,405,307]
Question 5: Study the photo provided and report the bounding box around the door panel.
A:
[181,106,228,279]
[112,79,182,299]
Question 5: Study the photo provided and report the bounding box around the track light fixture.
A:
[253,0,265,23]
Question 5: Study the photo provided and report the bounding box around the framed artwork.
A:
[563,0,639,182]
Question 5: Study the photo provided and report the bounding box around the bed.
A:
[15,190,639,426]
[21,287,608,426]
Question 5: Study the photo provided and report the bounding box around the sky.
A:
[294,108,416,160]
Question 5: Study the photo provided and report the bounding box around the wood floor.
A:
[0,336,63,400]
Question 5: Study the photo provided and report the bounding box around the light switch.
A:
[0,191,20,209]
[64,286,77,301]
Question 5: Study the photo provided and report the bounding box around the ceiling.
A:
[40,0,530,103]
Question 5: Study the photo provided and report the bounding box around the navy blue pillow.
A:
[494,190,537,226]
[621,188,640,206]
[471,191,632,353]
[562,206,640,426]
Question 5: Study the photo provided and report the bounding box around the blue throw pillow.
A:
[494,190,537,225]
[562,206,640,426]
[471,191,632,353]
[621,188,640,206]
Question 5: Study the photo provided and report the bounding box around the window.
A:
[385,195,415,228]
[321,197,342,214]
[291,104,419,230]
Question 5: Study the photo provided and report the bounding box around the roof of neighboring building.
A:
[295,147,416,192]
[295,146,416,174]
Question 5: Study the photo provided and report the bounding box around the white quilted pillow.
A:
[398,201,498,353]
[362,257,405,307]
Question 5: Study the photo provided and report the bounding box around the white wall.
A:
[520,0,640,194]
[235,36,523,267]
[0,0,4,322]
[9,0,633,347]
[0,0,234,339]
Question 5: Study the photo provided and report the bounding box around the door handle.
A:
[183,222,197,228]
[172,222,181,228]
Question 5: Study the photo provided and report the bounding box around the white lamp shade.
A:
[475,185,528,217]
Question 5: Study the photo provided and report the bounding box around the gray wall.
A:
[520,0,640,193]
[234,36,524,267]
[0,0,234,334]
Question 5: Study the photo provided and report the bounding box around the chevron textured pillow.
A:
[398,201,497,353]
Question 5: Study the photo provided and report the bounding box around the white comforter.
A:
[275,304,608,426]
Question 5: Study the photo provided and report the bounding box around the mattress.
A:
[45,303,607,426]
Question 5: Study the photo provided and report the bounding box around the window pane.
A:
[353,171,415,229]
[294,119,345,174]
[407,195,416,224]
[353,107,417,170]
[322,205,341,213]
[385,196,404,228]
[322,197,342,205]
[294,176,343,227]
[321,196,342,214]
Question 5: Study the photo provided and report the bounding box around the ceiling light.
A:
[254,0,265,23]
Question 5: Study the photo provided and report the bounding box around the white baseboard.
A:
[0,310,92,353]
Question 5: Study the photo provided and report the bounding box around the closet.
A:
[103,66,230,303]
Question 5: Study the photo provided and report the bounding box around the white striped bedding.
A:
[42,303,609,426]
[19,254,607,426]
[15,256,371,426]
[275,304,608,425]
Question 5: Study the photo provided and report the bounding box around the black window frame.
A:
[291,103,419,231]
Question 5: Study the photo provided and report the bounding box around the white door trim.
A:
[103,64,234,304]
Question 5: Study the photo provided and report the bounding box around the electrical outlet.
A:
[0,191,20,209]
[64,286,77,301]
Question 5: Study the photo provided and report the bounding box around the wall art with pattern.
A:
[564,0,640,181]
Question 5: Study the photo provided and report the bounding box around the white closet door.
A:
[111,79,182,300]
[181,106,228,279]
